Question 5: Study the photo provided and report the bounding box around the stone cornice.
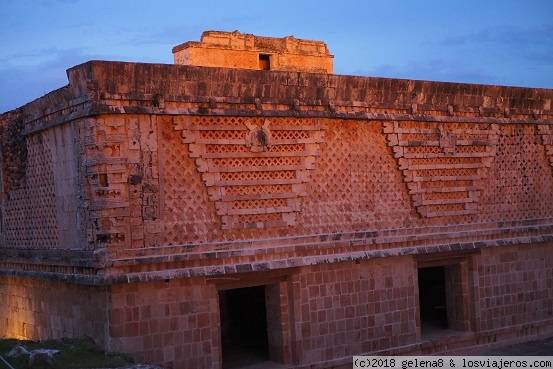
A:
[1,218,552,285]
[19,101,553,137]
[5,61,552,134]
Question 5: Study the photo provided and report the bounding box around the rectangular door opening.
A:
[219,285,269,368]
[259,54,271,70]
[418,266,448,334]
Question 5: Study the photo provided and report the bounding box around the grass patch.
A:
[0,337,134,369]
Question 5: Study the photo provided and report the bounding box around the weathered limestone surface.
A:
[173,30,334,73]
[0,276,108,342]
[1,48,553,368]
[1,60,552,277]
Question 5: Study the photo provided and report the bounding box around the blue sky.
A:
[1,0,552,113]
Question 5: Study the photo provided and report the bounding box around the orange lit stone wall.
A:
[174,47,261,70]
[174,47,334,74]
[2,246,553,368]
[173,31,334,73]
[0,276,108,343]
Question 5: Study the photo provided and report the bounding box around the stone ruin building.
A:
[1,30,553,368]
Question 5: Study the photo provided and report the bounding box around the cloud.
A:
[39,0,81,5]
[439,24,553,46]
[434,24,553,64]
[378,23,553,88]
[0,47,109,113]
[353,59,499,86]
[122,25,203,48]
[0,47,77,68]
[121,14,257,49]
[352,53,553,89]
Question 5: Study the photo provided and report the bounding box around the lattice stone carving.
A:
[384,121,499,217]
[479,124,553,222]
[173,116,326,229]
[4,133,59,248]
[538,124,553,168]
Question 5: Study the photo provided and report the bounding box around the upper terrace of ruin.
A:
[172,30,334,73]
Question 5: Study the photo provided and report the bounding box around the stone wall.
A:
[477,244,553,335]
[1,60,553,368]
[108,278,220,369]
[0,276,108,342]
[292,257,417,365]
[0,121,82,249]
[82,115,553,284]
[172,31,334,73]
[0,243,538,368]
[4,109,552,257]
[1,58,552,297]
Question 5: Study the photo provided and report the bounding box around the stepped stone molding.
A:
[384,121,499,218]
[172,116,326,229]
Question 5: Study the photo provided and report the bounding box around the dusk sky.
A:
[1,0,552,113]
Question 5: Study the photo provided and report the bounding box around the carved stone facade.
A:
[173,30,334,73]
[384,121,499,217]
[1,33,553,369]
[173,116,326,229]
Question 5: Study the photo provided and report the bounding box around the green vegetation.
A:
[0,337,134,369]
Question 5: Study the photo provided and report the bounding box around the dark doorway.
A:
[418,266,448,334]
[259,54,271,70]
[219,285,269,368]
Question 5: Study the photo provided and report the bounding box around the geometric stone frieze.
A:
[384,121,499,218]
[172,116,326,229]
[538,124,553,169]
